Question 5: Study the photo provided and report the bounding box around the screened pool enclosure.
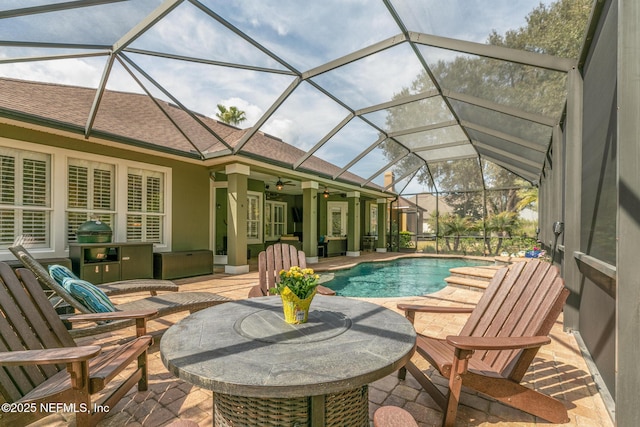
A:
[1,0,639,424]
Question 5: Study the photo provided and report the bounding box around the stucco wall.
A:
[1,123,211,252]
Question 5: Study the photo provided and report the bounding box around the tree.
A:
[516,185,538,211]
[439,213,472,252]
[381,0,591,215]
[215,104,247,126]
[484,211,520,255]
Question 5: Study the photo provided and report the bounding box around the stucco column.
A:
[346,191,360,257]
[376,198,388,252]
[225,164,250,274]
[301,181,319,264]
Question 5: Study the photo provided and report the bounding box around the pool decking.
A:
[33,252,613,427]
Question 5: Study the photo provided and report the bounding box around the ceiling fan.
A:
[274,177,295,190]
[322,186,343,198]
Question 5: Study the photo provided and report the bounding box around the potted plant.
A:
[270,266,319,324]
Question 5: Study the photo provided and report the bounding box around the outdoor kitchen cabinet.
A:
[69,242,154,284]
[325,237,347,257]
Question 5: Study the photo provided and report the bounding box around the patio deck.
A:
[31,253,613,427]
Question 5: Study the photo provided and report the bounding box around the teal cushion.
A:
[61,278,117,313]
[48,264,79,286]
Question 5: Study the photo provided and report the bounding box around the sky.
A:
[0,0,558,189]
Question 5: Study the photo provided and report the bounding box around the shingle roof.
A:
[0,78,375,188]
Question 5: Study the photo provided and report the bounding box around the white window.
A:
[66,158,115,243]
[247,192,263,244]
[0,141,171,257]
[265,201,287,241]
[327,201,348,237]
[127,167,164,243]
[0,147,50,248]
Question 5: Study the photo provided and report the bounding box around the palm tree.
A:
[516,186,538,211]
[440,214,471,252]
[485,211,520,255]
[215,104,247,126]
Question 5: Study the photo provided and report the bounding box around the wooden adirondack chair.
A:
[398,259,570,426]
[248,243,336,297]
[10,245,231,338]
[0,262,155,427]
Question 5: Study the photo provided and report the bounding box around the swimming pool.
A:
[323,257,492,298]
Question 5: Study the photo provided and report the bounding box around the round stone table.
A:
[160,295,416,427]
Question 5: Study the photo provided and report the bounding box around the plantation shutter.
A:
[93,168,113,210]
[0,155,16,245]
[145,176,162,242]
[0,155,15,204]
[21,158,49,244]
[127,169,164,243]
[66,159,114,243]
[0,149,50,248]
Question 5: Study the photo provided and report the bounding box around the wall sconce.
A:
[552,221,564,236]
[551,221,564,262]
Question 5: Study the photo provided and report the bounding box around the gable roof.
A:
[0,77,376,188]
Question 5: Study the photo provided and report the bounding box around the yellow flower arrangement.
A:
[270,266,319,299]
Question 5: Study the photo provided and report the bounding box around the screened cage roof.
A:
[0,0,588,194]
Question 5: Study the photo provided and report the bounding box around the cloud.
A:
[262,116,294,142]
[0,56,105,88]
[395,0,556,43]
[209,0,401,71]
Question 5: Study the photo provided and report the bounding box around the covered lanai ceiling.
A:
[0,0,585,194]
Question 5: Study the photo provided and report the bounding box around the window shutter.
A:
[22,158,48,207]
[67,160,114,244]
[0,210,15,246]
[22,210,48,244]
[0,155,15,204]
[146,176,161,213]
[146,215,161,242]
[68,165,88,208]
[127,169,164,243]
[0,148,50,248]
[128,174,142,211]
[127,214,143,241]
[93,168,112,210]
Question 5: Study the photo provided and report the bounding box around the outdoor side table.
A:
[160,296,416,427]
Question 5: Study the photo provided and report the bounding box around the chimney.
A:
[384,171,395,192]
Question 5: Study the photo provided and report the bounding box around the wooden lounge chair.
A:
[10,245,231,338]
[0,262,154,427]
[10,244,179,297]
[248,243,336,297]
[397,259,570,426]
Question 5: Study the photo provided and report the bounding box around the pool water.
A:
[323,257,492,298]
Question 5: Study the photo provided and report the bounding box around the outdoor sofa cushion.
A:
[49,263,80,285]
[62,277,117,313]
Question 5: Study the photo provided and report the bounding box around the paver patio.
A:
[28,253,613,427]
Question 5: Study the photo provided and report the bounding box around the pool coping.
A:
[312,252,497,273]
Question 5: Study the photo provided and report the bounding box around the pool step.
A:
[445,266,499,292]
[449,266,500,280]
[445,276,491,291]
